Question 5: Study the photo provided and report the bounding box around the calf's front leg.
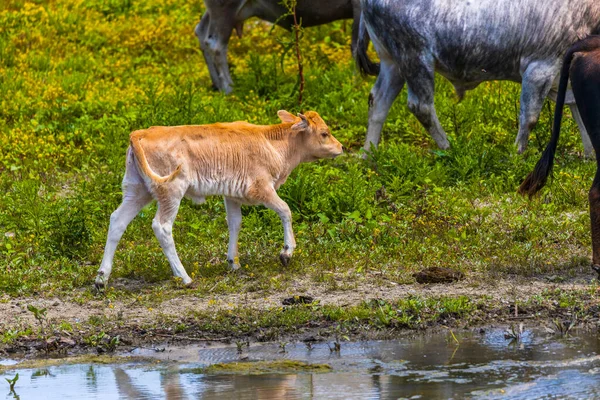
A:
[261,189,296,267]
[224,197,242,270]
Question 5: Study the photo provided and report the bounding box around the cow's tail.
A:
[355,11,379,76]
[518,36,600,197]
[130,135,181,184]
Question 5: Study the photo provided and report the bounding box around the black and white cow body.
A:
[357,0,600,155]
[196,0,372,94]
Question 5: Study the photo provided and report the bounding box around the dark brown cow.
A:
[519,35,600,276]
[195,0,377,94]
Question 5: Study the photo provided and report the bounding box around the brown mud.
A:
[1,275,598,360]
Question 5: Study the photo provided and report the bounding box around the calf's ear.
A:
[277,110,297,123]
[291,113,308,130]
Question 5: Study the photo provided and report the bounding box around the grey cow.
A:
[357,0,600,156]
[196,0,376,94]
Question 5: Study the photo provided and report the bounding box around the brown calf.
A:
[95,110,343,288]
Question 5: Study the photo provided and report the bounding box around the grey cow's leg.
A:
[405,58,450,150]
[96,186,152,289]
[363,59,405,153]
[152,197,193,285]
[570,104,595,158]
[195,14,220,91]
[515,62,557,153]
[224,197,242,270]
[195,12,235,94]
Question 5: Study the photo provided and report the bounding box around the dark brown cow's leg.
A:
[571,48,600,277]
[590,177,600,276]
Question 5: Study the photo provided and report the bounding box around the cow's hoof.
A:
[279,253,291,267]
[93,279,105,293]
[184,280,198,289]
[228,259,241,271]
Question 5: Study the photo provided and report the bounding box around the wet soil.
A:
[1,275,598,359]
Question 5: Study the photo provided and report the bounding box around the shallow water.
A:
[2,328,600,399]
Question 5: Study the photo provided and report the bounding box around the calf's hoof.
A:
[279,252,291,267]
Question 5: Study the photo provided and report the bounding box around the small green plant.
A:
[174,323,188,334]
[376,303,396,327]
[85,332,120,353]
[235,340,246,355]
[27,304,49,352]
[504,323,524,342]
[5,374,18,392]
[545,318,577,336]
[328,341,341,353]
[328,323,347,353]
[278,341,288,353]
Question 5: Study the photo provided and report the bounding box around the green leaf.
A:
[317,213,330,224]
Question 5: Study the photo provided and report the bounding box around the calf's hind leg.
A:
[96,185,152,288]
[96,149,152,289]
[152,195,193,285]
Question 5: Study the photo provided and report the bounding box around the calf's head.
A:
[277,110,344,160]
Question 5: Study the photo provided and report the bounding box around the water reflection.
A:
[2,329,600,399]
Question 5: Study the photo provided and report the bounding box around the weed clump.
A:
[200,360,332,374]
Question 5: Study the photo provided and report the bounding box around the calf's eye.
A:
[321,132,328,138]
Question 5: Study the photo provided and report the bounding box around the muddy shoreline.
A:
[1,276,599,360]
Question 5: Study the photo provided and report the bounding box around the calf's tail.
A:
[518,36,600,196]
[130,136,181,184]
[355,11,379,76]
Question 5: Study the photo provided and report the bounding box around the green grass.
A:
[0,0,596,298]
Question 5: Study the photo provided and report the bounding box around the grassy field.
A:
[0,0,597,304]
